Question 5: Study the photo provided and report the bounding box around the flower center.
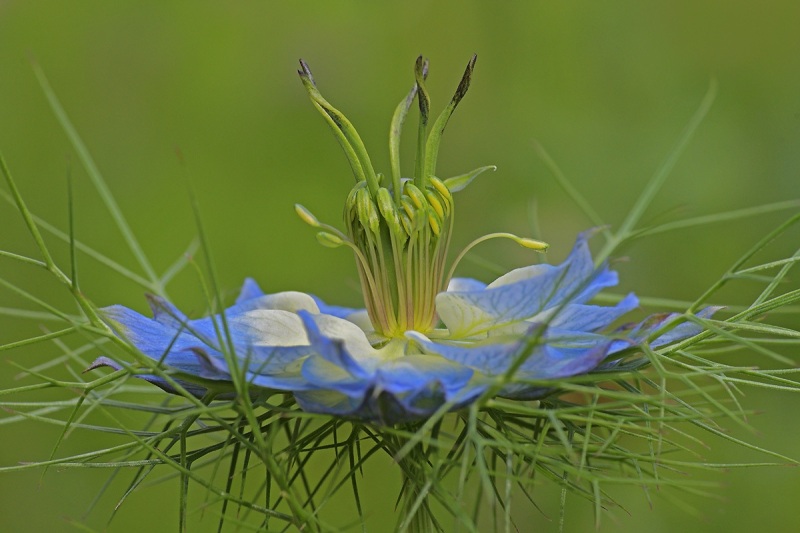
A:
[344,176,453,336]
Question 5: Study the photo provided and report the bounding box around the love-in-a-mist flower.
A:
[91,56,711,424]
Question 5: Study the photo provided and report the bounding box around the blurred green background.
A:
[1,1,799,531]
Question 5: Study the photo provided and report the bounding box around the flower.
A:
[91,232,710,424]
[89,57,713,424]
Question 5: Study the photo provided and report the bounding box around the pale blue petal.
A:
[209,308,309,347]
[407,330,526,375]
[407,328,611,383]
[542,293,639,331]
[227,291,320,314]
[607,306,721,353]
[372,385,450,422]
[295,316,483,422]
[99,288,322,393]
[436,233,618,337]
[514,333,612,380]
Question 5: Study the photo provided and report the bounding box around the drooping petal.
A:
[229,291,321,314]
[298,310,373,379]
[243,276,367,322]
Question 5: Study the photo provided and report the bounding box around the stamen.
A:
[445,232,549,285]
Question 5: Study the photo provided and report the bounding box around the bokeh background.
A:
[1,1,799,531]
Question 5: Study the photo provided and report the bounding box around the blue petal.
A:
[101,305,230,382]
[146,294,188,328]
[236,277,266,304]
[436,233,619,337]
[373,356,485,420]
[86,356,212,398]
[295,314,485,422]
[295,361,486,424]
[100,288,321,392]
[298,310,371,379]
[301,356,370,395]
[515,332,612,380]
[609,306,721,351]
[198,344,314,391]
[407,330,526,375]
[407,327,611,383]
[375,355,474,395]
[310,295,364,320]
[543,292,639,331]
[652,307,720,347]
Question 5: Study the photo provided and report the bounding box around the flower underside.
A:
[89,57,714,424]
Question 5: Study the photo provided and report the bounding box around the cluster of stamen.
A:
[344,175,453,336]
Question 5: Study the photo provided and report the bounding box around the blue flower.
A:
[91,233,711,424]
[89,57,714,424]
